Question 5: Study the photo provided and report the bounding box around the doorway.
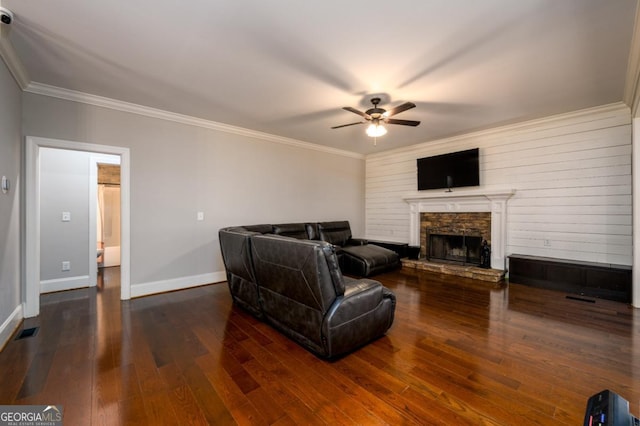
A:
[97,164,121,268]
[89,155,121,285]
[25,136,131,318]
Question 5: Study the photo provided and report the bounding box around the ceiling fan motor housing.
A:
[366,98,385,118]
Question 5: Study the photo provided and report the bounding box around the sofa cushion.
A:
[341,244,401,277]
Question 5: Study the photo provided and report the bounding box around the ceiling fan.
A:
[331,97,421,138]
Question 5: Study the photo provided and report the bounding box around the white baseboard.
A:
[0,304,23,351]
[41,275,91,293]
[131,271,227,298]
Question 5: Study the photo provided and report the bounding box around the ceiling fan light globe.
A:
[366,123,387,137]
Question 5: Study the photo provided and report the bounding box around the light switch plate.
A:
[197,212,204,221]
[62,212,71,222]
[1,176,9,194]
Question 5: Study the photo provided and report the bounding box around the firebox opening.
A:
[428,233,483,266]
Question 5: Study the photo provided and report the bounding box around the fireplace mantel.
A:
[403,188,515,270]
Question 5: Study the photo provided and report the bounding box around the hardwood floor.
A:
[1,267,638,425]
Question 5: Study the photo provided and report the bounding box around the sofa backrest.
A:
[250,234,345,348]
[242,224,273,234]
[272,223,309,239]
[219,227,256,282]
[317,221,352,246]
[305,222,319,240]
[218,227,262,317]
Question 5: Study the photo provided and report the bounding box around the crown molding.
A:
[24,82,364,160]
[623,0,640,118]
[367,102,631,159]
[0,24,30,89]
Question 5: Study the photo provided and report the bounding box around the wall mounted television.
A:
[417,148,480,191]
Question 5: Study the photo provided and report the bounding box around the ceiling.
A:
[2,0,638,155]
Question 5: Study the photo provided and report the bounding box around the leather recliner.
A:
[250,234,395,358]
[316,221,401,277]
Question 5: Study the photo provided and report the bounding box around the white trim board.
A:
[130,271,227,299]
[633,117,640,308]
[25,136,131,318]
[41,275,91,294]
[0,305,22,352]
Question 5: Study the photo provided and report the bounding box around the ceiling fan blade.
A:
[331,121,365,129]
[385,102,416,117]
[385,118,421,127]
[343,106,371,119]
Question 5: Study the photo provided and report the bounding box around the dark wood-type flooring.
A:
[1,266,639,425]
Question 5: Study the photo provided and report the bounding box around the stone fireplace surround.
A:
[423,213,490,265]
[403,188,515,270]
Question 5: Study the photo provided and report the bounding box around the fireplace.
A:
[403,188,515,270]
[420,212,490,266]
[428,231,483,266]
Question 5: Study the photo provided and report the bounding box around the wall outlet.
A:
[543,239,551,247]
[62,212,71,222]
[62,261,71,271]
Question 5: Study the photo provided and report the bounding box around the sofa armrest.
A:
[347,238,368,246]
[325,278,385,323]
[322,278,395,357]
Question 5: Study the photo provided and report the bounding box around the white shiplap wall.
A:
[365,103,632,266]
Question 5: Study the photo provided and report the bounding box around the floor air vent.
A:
[15,327,39,340]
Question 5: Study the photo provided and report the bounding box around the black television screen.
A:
[417,148,480,191]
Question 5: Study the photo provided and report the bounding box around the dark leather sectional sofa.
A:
[218,221,397,358]
[271,221,401,277]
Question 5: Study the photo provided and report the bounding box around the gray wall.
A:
[22,93,365,290]
[0,57,22,343]
[39,148,91,282]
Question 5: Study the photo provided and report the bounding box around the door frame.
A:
[24,136,131,318]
